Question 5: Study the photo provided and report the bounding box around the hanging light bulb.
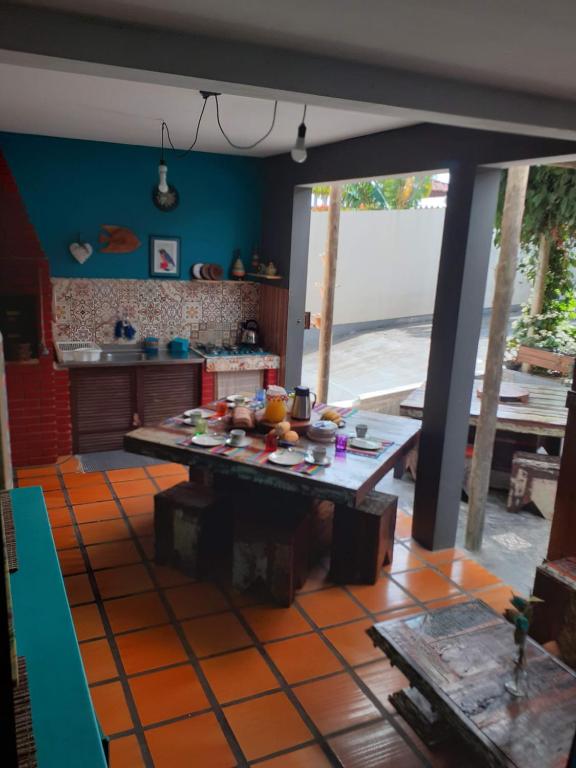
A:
[152,122,179,212]
[157,160,169,194]
[291,105,308,163]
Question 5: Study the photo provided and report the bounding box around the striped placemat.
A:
[347,439,394,460]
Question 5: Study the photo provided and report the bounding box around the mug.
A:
[229,429,246,445]
[187,410,202,425]
[311,445,327,463]
[355,424,368,438]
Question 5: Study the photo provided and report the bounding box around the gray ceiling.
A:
[13,0,576,100]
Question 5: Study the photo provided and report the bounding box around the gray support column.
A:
[285,186,312,388]
[412,165,502,550]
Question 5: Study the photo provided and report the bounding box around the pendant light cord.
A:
[161,95,209,158]
[214,95,278,150]
[160,94,302,155]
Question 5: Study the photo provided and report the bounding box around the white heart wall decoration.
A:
[69,242,93,264]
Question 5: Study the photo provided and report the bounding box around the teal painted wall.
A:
[0,132,263,279]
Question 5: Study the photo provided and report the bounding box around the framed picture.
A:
[149,236,181,278]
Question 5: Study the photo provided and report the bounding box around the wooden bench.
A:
[6,488,107,767]
[507,451,560,519]
[232,486,310,606]
[331,490,397,584]
[154,481,220,578]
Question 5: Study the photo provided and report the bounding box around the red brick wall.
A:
[0,151,72,466]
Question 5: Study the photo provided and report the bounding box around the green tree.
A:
[495,167,576,357]
[313,176,433,210]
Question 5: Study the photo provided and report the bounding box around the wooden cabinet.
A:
[70,365,200,453]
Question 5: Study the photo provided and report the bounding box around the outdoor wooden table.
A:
[401,378,568,475]
[124,409,420,584]
[401,378,568,439]
[368,599,576,768]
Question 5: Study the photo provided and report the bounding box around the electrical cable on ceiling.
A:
[161,95,210,158]
[213,94,278,150]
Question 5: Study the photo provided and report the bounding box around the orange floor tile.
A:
[323,619,385,667]
[91,680,133,735]
[128,664,210,726]
[266,633,343,684]
[58,547,87,576]
[118,494,154,517]
[145,712,235,768]
[112,478,157,499]
[224,691,312,762]
[22,458,517,766]
[105,591,170,635]
[108,734,145,767]
[71,603,106,642]
[201,647,279,703]
[297,586,366,627]
[63,471,107,489]
[181,611,252,657]
[294,672,381,736]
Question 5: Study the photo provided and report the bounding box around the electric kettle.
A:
[240,320,259,346]
[291,386,317,421]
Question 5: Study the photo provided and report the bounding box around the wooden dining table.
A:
[124,408,420,588]
[124,408,421,509]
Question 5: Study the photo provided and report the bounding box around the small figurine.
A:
[251,245,260,272]
[504,593,543,697]
[265,261,278,277]
[231,249,246,280]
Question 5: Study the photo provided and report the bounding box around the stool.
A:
[232,488,310,606]
[154,481,218,578]
[331,491,397,584]
[507,451,560,519]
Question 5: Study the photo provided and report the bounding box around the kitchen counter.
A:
[56,347,204,368]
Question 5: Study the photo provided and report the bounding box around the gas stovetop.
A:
[192,343,271,358]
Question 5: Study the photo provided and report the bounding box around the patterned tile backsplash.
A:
[51,278,260,346]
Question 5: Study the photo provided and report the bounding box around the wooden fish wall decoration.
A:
[99,225,141,253]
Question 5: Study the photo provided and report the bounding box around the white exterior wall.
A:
[306,209,531,325]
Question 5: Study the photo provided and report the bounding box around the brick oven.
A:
[0,151,72,466]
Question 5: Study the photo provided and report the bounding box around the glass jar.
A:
[264,386,288,423]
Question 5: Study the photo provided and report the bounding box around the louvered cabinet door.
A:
[138,366,200,426]
[70,368,136,453]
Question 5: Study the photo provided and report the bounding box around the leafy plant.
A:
[495,167,576,361]
[312,176,433,210]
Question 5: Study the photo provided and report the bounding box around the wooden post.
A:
[466,166,530,551]
[317,184,341,403]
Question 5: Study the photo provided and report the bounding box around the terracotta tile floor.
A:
[16,459,516,767]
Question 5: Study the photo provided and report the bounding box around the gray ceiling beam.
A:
[2,3,576,141]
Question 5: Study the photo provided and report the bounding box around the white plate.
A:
[226,394,250,403]
[225,437,252,448]
[184,408,214,418]
[305,455,331,467]
[268,450,302,466]
[192,263,204,279]
[191,434,226,447]
[350,437,380,451]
